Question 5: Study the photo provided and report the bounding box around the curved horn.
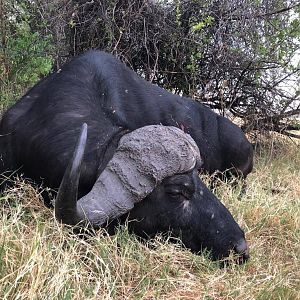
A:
[56,125,201,227]
[55,123,87,225]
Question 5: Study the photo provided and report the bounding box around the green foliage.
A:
[0,0,54,109]
[191,16,214,32]
[6,26,53,85]
[175,0,182,27]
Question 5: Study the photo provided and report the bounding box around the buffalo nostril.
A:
[234,239,250,261]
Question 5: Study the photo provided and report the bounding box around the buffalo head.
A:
[56,124,249,262]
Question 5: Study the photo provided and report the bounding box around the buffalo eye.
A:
[164,184,194,200]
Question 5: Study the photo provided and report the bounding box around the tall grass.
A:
[0,136,299,300]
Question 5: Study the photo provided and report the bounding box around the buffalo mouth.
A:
[124,221,250,264]
[207,238,250,264]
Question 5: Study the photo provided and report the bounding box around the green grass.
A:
[0,136,299,299]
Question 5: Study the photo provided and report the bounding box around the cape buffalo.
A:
[0,51,250,261]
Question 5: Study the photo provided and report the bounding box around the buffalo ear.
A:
[96,128,130,176]
[195,159,204,170]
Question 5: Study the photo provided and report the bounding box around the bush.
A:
[0,0,53,109]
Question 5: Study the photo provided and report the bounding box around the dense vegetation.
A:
[1,0,299,133]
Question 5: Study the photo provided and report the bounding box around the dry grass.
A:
[0,137,299,300]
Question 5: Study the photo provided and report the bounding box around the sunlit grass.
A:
[0,136,299,299]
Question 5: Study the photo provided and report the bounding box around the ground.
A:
[0,134,299,300]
